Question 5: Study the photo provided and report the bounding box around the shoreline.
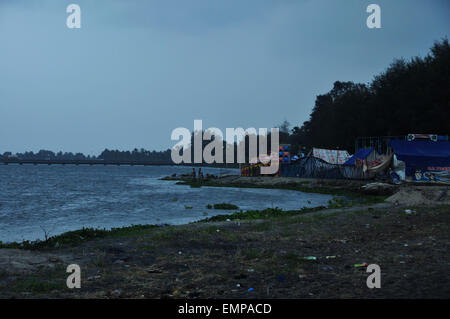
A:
[0,177,449,298]
[0,176,387,248]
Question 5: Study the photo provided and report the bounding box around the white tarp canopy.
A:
[312,148,351,165]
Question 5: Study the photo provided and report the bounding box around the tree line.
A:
[287,38,450,152]
[2,149,173,162]
[179,38,450,159]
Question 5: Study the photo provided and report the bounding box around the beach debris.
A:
[354,263,369,268]
[112,289,121,296]
[248,288,254,292]
[178,251,182,255]
[113,259,125,265]
[320,265,334,272]
[226,219,231,222]
[236,284,241,287]
[247,268,254,273]
[48,256,59,263]
[54,242,60,248]
[146,266,163,273]
[325,256,336,259]
[404,209,412,214]
[216,229,220,233]
[302,256,317,261]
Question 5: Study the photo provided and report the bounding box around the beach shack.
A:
[340,148,379,179]
[390,139,450,184]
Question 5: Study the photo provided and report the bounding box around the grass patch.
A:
[151,228,183,241]
[199,206,325,223]
[0,224,160,251]
[203,226,220,234]
[212,203,239,210]
[93,252,107,268]
[220,231,239,242]
[140,244,155,252]
[12,278,61,293]
[251,222,272,232]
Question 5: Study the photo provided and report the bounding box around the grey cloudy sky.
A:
[0,0,448,154]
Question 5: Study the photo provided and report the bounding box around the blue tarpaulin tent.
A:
[344,148,377,165]
[389,140,450,176]
[279,156,345,179]
[340,148,379,179]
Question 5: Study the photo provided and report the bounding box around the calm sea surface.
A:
[0,165,333,242]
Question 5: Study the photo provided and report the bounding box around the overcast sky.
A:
[1,0,448,154]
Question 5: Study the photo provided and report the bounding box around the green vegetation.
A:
[199,194,387,223]
[212,203,239,210]
[199,206,325,222]
[288,39,450,152]
[12,278,62,293]
[0,224,160,251]
[93,253,107,268]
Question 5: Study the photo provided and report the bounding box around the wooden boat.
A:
[366,154,393,178]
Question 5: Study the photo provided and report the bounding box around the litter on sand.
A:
[302,256,317,261]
